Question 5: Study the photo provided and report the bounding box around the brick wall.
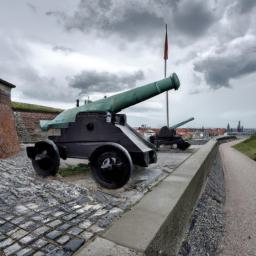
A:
[0,85,20,158]
[14,111,59,143]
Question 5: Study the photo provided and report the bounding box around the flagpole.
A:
[165,59,169,127]
[164,24,169,127]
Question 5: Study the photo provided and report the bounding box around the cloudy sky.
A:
[1,0,256,128]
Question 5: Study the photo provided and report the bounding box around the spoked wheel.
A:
[32,141,60,177]
[90,147,133,189]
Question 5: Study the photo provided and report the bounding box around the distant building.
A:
[226,120,255,136]
[237,120,242,132]
[227,123,230,132]
[135,125,226,139]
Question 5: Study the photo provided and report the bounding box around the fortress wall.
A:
[0,81,20,158]
[13,111,59,143]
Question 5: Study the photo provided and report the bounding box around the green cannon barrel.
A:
[170,117,195,129]
[40,73,180,131]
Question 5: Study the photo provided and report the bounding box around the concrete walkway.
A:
[219,141,256,256]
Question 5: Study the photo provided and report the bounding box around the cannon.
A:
[27,73,180,189]
[149,117,194,150]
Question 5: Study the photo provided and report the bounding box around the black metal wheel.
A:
[32,141,60,177]
[177,141,190,150]
[149,135,155,144]
[90,147,133,189]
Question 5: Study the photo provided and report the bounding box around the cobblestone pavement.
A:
[0,147,193,256]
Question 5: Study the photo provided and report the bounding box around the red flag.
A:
[164,24,168,60]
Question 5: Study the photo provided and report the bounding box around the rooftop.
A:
[0,78,16,88]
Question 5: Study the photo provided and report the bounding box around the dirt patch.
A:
[59,163,90,177]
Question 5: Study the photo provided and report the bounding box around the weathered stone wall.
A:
[13,111,59,143]
[0,83,20,158]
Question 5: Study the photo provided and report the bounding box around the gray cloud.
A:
[26,2,37,13]
[172,1,216,37]
[103,8,164,40]
[0,34,144,103]
[68,70,144,94]
[45,10,66,22]
[46,0,217,43]
[52,45,74,54]
[47,0,164,40]
[214,0,256,44]
[19,67,77,102]
[194,35,256,88]
[0,37,77,103]
[175,50,198,65]
[235,0,256,14]
[188,74,203,94]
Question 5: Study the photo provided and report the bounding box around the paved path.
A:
[0,146,193,256]
[219,141,256,256]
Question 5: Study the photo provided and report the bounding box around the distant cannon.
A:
[27,73,180,189]
[149,117,194,150]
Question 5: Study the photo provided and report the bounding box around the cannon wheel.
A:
[90,146,133,189]
[149,135,155,144]
[177,141,190,150]
[32,141,60,177]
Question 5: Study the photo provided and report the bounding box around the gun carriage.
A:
[149,117,194,150]
[27,73,180,189]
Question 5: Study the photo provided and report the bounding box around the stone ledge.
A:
[76,140,217,256]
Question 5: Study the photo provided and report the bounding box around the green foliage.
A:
[11,101,63,113]
[233,135,256,161]
[59,163,90,177]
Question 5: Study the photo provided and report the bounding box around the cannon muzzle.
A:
[41,73,180,131]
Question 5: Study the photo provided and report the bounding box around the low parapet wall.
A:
[77,140,218,255]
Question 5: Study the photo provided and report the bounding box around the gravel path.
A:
[178,151,225,256]
[219,141,256,256]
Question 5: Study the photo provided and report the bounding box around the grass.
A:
[59,163,90,177]
[233,135,256,161]
[11,101,63,113]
